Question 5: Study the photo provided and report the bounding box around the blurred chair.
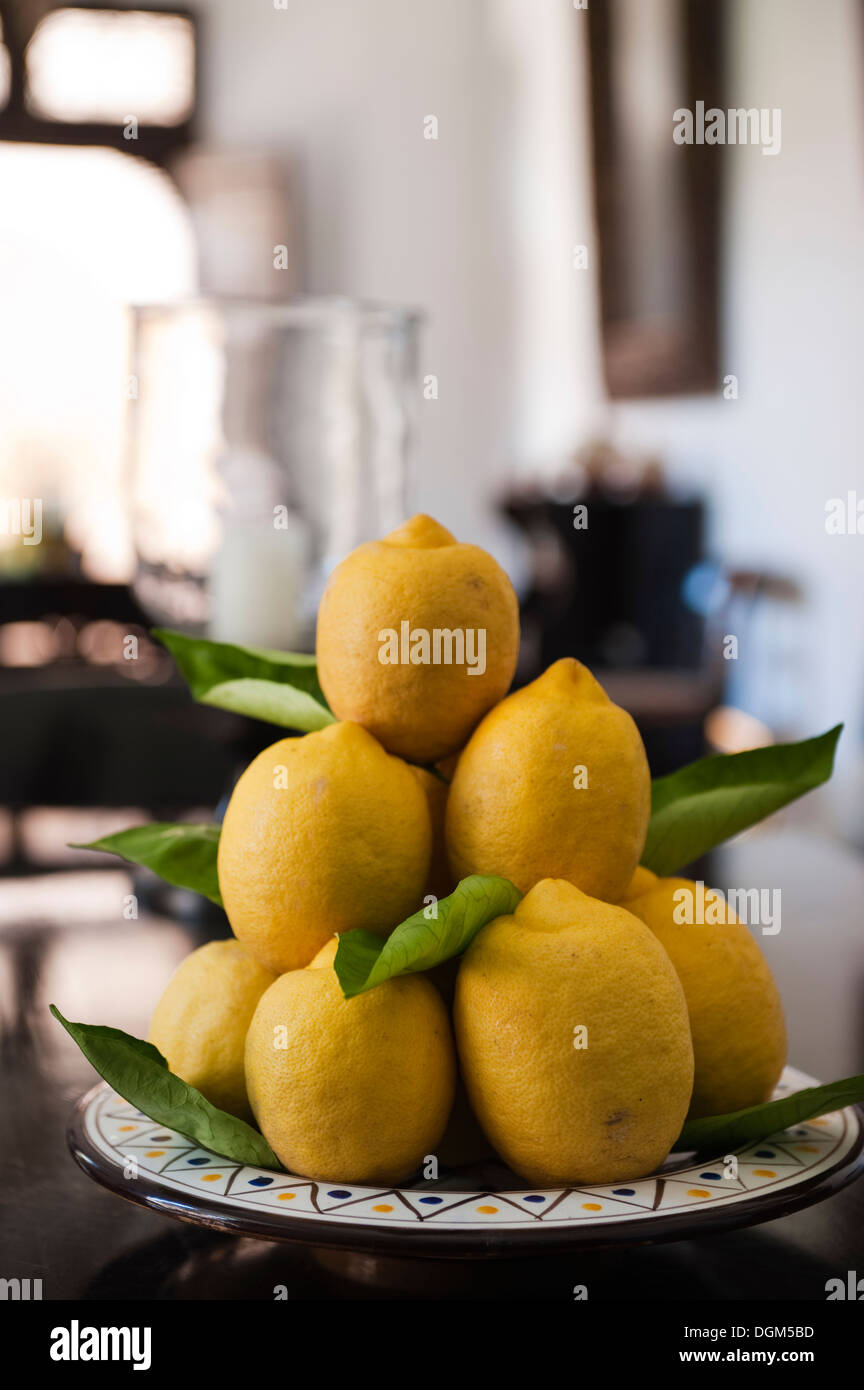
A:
[502,443,804,775]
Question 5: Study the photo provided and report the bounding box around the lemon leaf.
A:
[51,1006,283,1170]
[73,823,222,906]
[154,628,335,732]
[676,1073,864,1152]
[334,874,521,998]
[642,724,842,876]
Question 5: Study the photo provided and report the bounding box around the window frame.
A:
[0,0,198,165]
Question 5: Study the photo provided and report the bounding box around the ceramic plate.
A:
[68,1066,864,1257]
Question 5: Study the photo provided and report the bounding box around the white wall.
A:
[610,0,864,829]
[195,0,601,563]
[196,0,864,829]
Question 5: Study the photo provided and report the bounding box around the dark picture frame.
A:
[587,0,726,398]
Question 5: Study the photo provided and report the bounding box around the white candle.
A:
[208,511,308,651]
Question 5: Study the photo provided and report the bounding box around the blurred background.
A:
[1,0,863,1067]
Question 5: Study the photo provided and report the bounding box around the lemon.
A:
[411,765,456,901]
[623,876,787,1117]
[295,935,488,1166]
[446,658,651,902]
[316,515,520,763]
[245,959,456,1184]
[217,721,431,974]
[619,865,659,901]
[454,879,694,1185]
[307,937,339,968]
[147,940,276,1122]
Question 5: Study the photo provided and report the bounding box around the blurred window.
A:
[0,4,195,162]
[0,144,197,581]
[26,7,194,126]
[0,5,198,581]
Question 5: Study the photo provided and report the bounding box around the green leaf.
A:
[334,874,522,998]
[677,1074,864,1153]
[154,628,336,732]
[74,823,222,906]
[642,725,843,877]
[51,1006,283,1170]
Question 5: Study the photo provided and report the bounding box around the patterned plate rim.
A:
[67,1066,864,1258]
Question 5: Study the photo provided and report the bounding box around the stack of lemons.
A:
[148,516,786,1187]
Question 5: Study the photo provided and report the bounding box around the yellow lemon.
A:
[623,877,787,1118]
[307,937,339,969]
[454,879,694,1185]
[245,963,456,1184]
[446,659,651,902]
[316,514,520,763]
[301,935,488,1165]
[217,721,431,974]
[619,865,659,902]
[148,940,276,1122]
[411,765,457,901]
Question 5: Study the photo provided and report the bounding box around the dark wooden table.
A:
[1,830,862,1301]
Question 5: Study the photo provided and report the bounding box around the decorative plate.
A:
[68,1066,864,1256]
